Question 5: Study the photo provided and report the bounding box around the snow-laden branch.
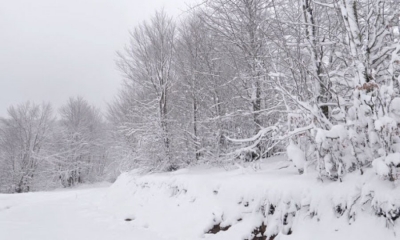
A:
[226,125,278,143]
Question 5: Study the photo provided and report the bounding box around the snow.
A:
[315,125,348,143]
[0,185,173,240]
[98,157,400,240]
[286,141,306,170]
[385,152,400,166]
[375,116,397,131]
[2,157,400,240]
[390,97,400,123]
[372,157,390,177]
[369,131,380,145]
[394,26,400,36]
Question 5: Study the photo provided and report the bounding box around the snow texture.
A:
[2,157,400,240]
[286,141,306,170]
[98,157,400,240]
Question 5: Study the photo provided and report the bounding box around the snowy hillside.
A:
[98,156,400,240]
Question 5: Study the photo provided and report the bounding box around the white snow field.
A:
[0,184,172,240]
[1,156,400,240]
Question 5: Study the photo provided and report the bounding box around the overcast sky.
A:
[0,0,193,117]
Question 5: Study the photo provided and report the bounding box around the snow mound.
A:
[99,157,400,240]
[286,141,306,171]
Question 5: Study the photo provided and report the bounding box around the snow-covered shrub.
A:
[279,0,400,182]
[315,125,355,180]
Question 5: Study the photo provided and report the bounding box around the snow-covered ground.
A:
[0,184,173,240]
[101,156,400,240]
[1,156,400,240]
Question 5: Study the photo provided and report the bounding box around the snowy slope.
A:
[100,156,400,240]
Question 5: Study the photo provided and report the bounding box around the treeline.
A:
[111,0,400,181]
[0,97,112,192]
[1,0,400,192]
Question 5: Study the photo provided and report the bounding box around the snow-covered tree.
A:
[116,10,177,170]
[199,0,280,160]
[57,97,107,187]
[274,0,400,180]
[0,102,54,192]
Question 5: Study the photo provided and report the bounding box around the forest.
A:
[1,0,399,193]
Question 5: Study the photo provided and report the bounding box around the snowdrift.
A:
[99,157,400,240]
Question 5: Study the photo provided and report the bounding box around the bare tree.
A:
[57,96,107,187]
[116,10,176,169]
[199,0,278,160]
[0,102,54,193]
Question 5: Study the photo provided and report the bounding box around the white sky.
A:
[0,0,193,117]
